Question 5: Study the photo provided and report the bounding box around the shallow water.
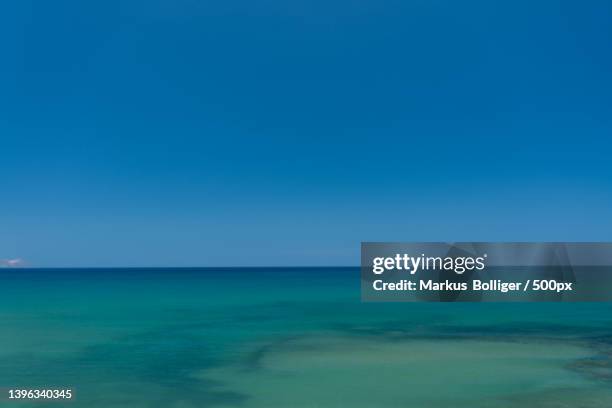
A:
[202,337,602,408]
[1,268,612,407]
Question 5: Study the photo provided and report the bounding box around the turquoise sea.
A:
[2,268,612,407]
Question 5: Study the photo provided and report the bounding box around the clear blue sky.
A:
[1,1,611,267]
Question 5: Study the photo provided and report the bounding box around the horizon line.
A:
[0,265,360,270]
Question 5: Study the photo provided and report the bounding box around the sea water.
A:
[1,268,611,407]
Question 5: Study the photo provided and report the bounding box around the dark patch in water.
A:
[0,323,250,408]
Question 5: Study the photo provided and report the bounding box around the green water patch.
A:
[199,335,612,408]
